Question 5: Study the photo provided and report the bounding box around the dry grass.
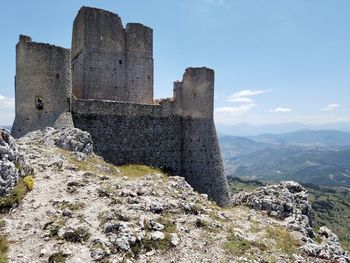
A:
[0,178,33,212]
[118,164,166,178]
[266,225,301,255]
[55,149,119,177]
[224,229,252,256]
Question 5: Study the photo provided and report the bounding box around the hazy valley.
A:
[221,129,350,187]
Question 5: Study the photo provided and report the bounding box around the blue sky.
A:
[0,0,349,126]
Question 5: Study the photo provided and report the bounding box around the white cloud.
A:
[322,103,340,111]
[227,97,254,103]
[227,89,272,101]
[269,107,292,112]
[216,89,271,124]
[214,104,256,125]
[215,103,256,115]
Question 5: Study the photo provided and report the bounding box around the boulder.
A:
[232,181,313,236]
[0,129,31,196]
[302,227,350,262]
[24,127,93,160]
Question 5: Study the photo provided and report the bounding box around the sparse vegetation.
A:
[0,176,35,262]
[119,164,166,178]
[158,215,177,233]
[131,234,173,255]
[63,227,90,243]
[0,177,34,212]
[307,185,350,252]
[23,176,34,191]
[48,251,66,263]
[224,230,251,256]
[56,149,119,176]
[0,235,9,263]
[266,225,300,255]
[43,217,67,237]
[59,201,85,211]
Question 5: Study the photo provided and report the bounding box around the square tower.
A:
[71,7,153,104]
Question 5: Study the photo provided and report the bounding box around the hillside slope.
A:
[1,128,349,262]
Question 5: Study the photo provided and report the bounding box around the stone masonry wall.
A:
[175,68,230,206]
[72,99,182,175]
[180,118,230,206]
[71,7,153,104]
[12,36,73,138]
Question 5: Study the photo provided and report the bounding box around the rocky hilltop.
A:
[0,128,349,262]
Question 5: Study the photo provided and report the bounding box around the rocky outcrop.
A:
[232,181,350,262]
[303,226,350,263]
[232,181,312,235]
[0,129,31,196]
[24,127,93,161]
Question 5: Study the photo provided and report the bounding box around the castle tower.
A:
[71,7,153,104]
[11,35,73,138]
[126,23,153,104]
[174,68,231,207]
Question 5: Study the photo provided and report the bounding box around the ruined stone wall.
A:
[12,36,73,138]
[174,67,214,119]
[72,99,182,175]
[72,68,230,206]
[71,7,153,104]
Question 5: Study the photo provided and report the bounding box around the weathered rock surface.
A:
[302,226,350,262]
[1,128,349,262]
[0,129,31,196]
[232,181,313,235]
[25,127,93,161]
[232,181,350,262]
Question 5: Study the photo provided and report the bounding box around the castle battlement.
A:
[11,7,230,206]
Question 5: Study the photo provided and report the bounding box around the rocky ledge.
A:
[232,181,349,262]
[0,128,349,263]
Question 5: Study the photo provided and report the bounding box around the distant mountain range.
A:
[220,129,350,187]
[249,129,350,146]
[217,122,350,136]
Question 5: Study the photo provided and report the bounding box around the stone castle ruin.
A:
[11,6,230,206]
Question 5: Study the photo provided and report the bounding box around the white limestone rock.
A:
[0,129,31,196]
